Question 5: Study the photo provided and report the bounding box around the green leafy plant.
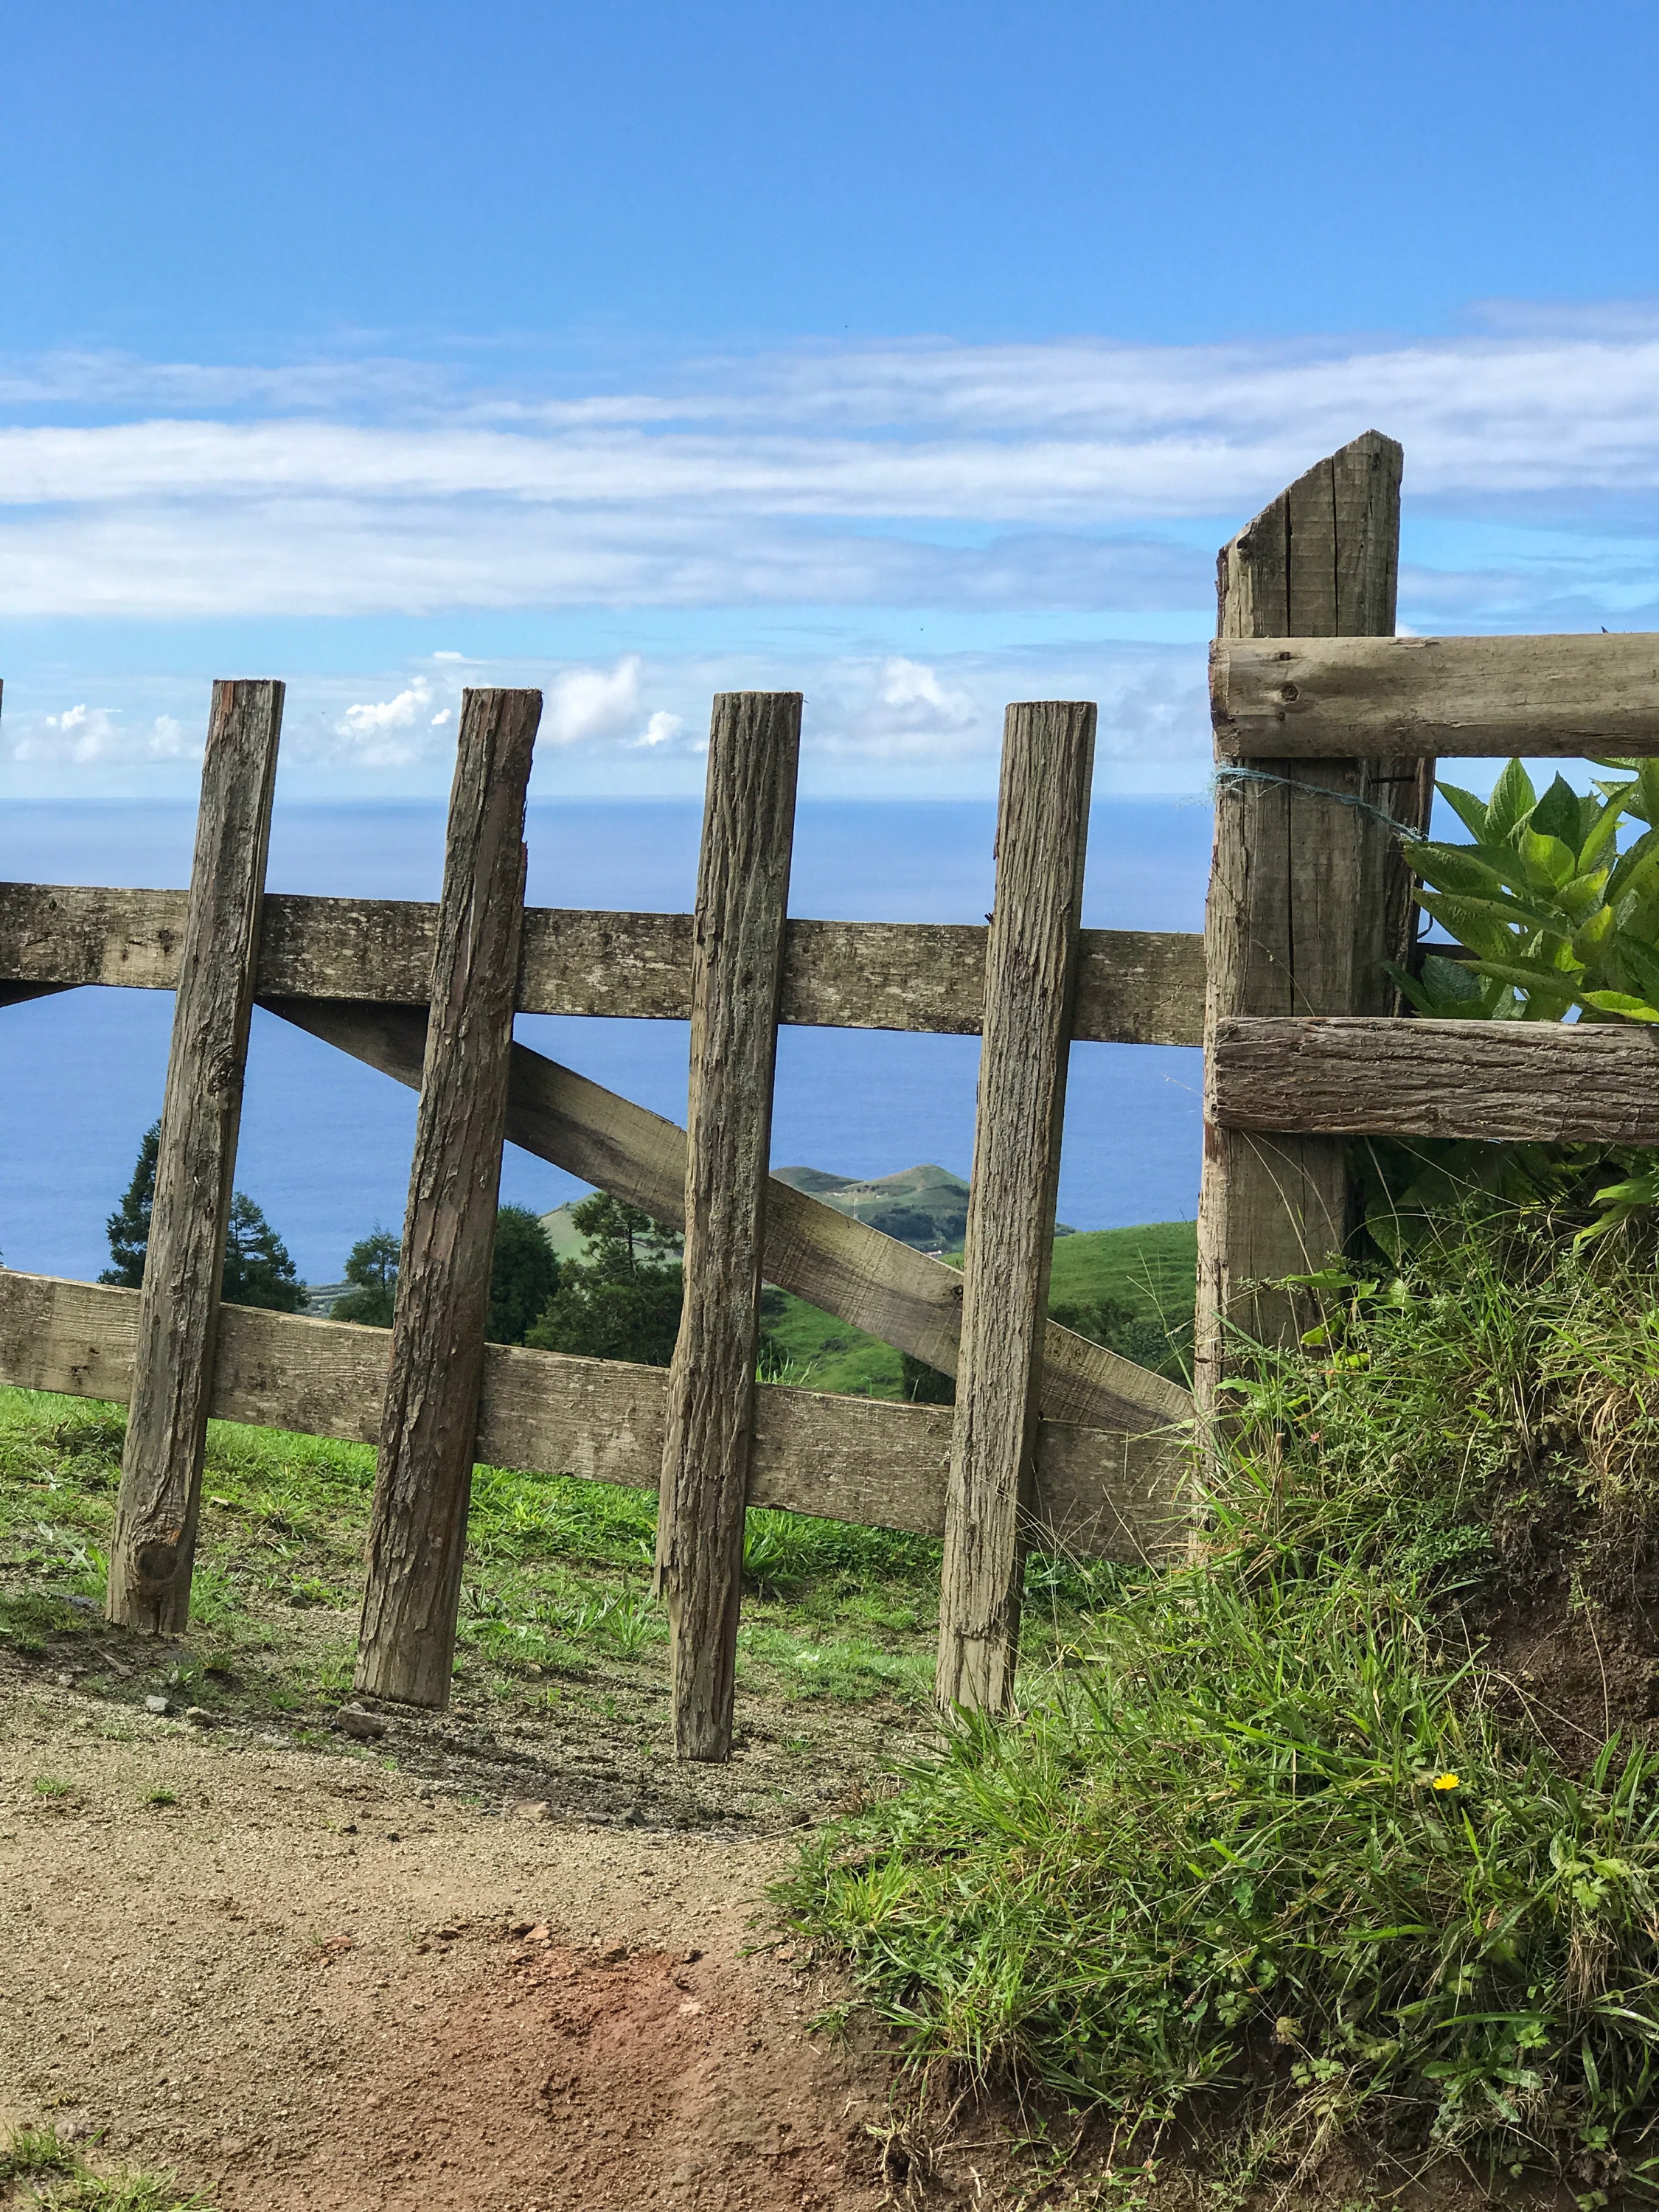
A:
[1375,758,1659,1245]
[1392,757,1659,1024]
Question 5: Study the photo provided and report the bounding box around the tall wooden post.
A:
[656,692,802,1761]
[1194,433,1433,1415]
[936,701,1096,1712]
[108,681,285,1632]
[355,689,542,1708]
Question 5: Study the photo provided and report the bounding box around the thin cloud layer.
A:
[2,316,1658,794]
[1,322,1659,621]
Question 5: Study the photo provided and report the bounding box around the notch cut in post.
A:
[936,700,1096,1713]
[656,692,802,1761]
[1194,433,1433,1416]
[107,679,284,1632]
[355,688,542,1708]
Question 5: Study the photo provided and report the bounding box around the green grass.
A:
[1046,1220,1197,1342]
[0,2124,213,2209]
[781,1213,1659,2194]
[0,1382,1121,1736]
[759,1222,1199,1399]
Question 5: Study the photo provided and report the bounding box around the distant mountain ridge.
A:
[541,1165,1073,1257]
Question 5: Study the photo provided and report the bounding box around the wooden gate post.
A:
[936,700,1096,1712]
[355,688,542,1708]
[108,680,285,1632]
[1194,433,1434,1417]
[656,692,802,1761]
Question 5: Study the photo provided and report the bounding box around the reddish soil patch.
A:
[254,1937,886,2211]
[0,1672,902,2210]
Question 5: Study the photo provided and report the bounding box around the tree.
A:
[487,1205,560,1344]
[101,1123,160,1289]
[221,1193,306,1312]
[525,1191,684,1367]
[328,1207,560,1340]
[330,1228,400,1327]
[101,1121,305,1311]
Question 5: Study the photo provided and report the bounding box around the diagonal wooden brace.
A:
[261,995,1192,1436]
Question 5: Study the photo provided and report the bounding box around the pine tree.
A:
[525,1192,684,1366]
[221,1193,306,1312]
[100,1122,305,1310]
[100,1121,159,1288]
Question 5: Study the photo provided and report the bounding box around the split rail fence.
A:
[7,428,1659,1758]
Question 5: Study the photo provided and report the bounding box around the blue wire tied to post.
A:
[1211,763,1428,843]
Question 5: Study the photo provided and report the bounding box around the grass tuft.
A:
[782,1211,1659,2191]
[0,2124,214,2209]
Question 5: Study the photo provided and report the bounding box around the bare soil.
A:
[0,1661,928,2211]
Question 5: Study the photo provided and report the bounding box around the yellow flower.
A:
[1432,1773,1461,1791]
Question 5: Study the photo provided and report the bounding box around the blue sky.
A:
[3,0,1658,799]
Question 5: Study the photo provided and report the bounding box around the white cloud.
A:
[337,677,434,735]
[1,322,1659,622]
[542,656,647,747]
[7,702,202,768]
[635,710,684,748]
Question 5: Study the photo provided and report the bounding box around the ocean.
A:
[0,797,1211,1287]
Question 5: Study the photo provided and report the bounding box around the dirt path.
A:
[0,1668,911,2210]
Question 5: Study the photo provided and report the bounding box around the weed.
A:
[0,2122,76,2180]
[0,2124,214,2209]
[30,1774,74,1798]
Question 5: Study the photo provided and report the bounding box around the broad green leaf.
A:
[1434,782,1490,841]
[1639,758,1659,828]
[1607,821,1659,899]
[1559,868,1612,922]
[1614,934,1659,1002]
[1580,991,1659,1022]
[1486,757,1536,840]
[1413,896,1519,960]
[1419,953,1484,1006]
[1410,843,1510,900]
[1571,905,1615,961]
[1416,887,1577,941]
[1529,772,1582,849]
[1519,828,1576,888]
[1579,799,1628,872]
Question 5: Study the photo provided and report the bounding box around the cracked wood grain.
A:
[936,700,1096,1715]
[1194,434,1433,1419]
[106,680,284,1633]
[355,689,541,1710]
[655,692,801,1761]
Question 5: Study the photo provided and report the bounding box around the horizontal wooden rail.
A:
[0,883,1206,1047]
[0,1269,1186,1563]
[1209,1015,1659,1144]
[264,996,1193,1435]
[1211,632,1659,759]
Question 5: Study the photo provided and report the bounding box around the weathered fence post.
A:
[1194,433,1433,1419]
[656,692,802,1761]
[936,700,1096,1712]
[355,688,542,1707]
[107,680,285,1632]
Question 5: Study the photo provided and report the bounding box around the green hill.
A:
[540,1180,1195,1398]
[764,1219,1197,1399]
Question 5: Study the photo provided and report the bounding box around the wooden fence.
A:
[7,427,1658,1759]
[0,679,1192,1761]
